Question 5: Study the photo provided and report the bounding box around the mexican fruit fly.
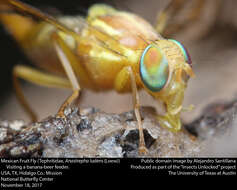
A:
[0,0,194,154]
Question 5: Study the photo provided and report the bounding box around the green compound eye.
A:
[140,44,169,92]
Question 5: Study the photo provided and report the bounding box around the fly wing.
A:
[1,0,78,36]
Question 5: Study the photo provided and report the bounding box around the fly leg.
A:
[13,65,71,122]
[114,66,147,155]
[155,0,207,37]
[12,32,92,122]
[51,32,94,118]
[155,0,188,35]
[52,33,80,118]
